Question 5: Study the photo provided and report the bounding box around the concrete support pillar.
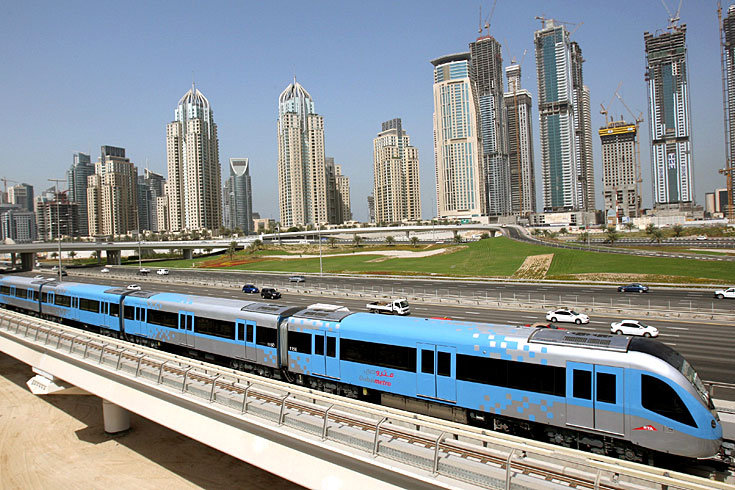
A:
[183,248,193,260]
[102,399,130,434]
[106,250,121,265]
[96,249,102,264]
[10,252,16,267]
[20,252,34,271]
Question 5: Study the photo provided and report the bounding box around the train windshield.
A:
[628,338,713,409]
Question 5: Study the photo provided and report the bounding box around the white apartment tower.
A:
[277,80,328,227]
[373,118,421,223]
[503,64,537,215]
[431,53,485,219]
[165,83,222,231]
[87,145,138,237]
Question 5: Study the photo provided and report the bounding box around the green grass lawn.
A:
[138,237,735,283]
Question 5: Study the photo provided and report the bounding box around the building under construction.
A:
[504,63,536,215]
[644,24,693,210]
[721,4,735,218]
[599,121,641,220]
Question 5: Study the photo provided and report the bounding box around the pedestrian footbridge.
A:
[0,310,728,489]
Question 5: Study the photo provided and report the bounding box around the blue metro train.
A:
[0,275,723,462]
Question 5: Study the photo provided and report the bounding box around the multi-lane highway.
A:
[25,270,735,397]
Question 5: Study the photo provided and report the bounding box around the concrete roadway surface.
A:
[25,272,735,401]
[91,267,735,313]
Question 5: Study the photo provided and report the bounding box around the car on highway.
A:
[139,268,150,275]
[610,320,659,338]
[545,309,589,324]
[714,287,735,299]
[289,275,306,283]
[617,283,649,293]
[242,284,259,293]
[696,235,707,241]
[126,284,142,291]
[261,288,281,299]
[156,268,169,275]
[101,268,110,273]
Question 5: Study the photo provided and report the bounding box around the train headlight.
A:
[711,419,717,429]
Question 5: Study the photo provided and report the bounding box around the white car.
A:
[139,268,150,274]
[610,320,659,338]
[545,309,589,324]
[696,235,707,241]
[126,284,142,291]
[156,268,169,275]
[714,287,735,299]
[101,268,110,273]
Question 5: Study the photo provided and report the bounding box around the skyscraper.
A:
[644,24,693,209]
[335,164,351,222]
[224,158,253,234]
[535,19,583,212]
[8,183,34,213]
[165,84,222,231]
[570,43,596,212]
[66,152,94,236]
[36,188,79,240]
[373,118,421,224]
[87,146,138,237]
[470,36,511,216]
[600,121,641,219]
[432,53,485,219]
[504,64,537,215]
[722,5,735,217]
[277,80,328,227]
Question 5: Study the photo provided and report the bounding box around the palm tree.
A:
[559,227,568,235]
[453,231,463,244]
[578,232,589,243]
[68,251,76,262]
[228,241,237,260]
[352,234,363,248]
[645,223,657,236]
[672,224,684,237]
[51,252,58,259]
[385,235,395,247]
[328,237,337,248]
[650,228,664,243]
[624,221,635,232]
[250,239,263,252]
[410,236,419,248]
[604,228,620,245]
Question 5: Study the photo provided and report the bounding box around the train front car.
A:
[625,337,722,459]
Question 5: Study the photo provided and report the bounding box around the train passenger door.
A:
[417,344,457,402]
[325,332,340,379]
[179,311,194,347]
[566,362,624,435]
[236,320,256,361]
[312,333,326,376]
[593,365,624,435]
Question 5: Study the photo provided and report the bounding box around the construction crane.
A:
[478,0,499,36]
[600,82,622,126]
[661,0,683,29]
[535,16,582,36]
[1,177,18,194]
[613,87,645,217]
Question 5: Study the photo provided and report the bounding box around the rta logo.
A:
[633,425,657,431]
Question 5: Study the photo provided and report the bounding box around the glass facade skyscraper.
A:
[431,53,485,219]
[66,152,94,236]
[225,158,253,234]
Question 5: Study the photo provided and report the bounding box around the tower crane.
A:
[535,16,582,36]
[1,177,18,194]
[660,0,683,29]
[600,82,622,126]
[478,0,499,36]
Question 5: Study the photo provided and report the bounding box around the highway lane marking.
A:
[661,334,680,337]
[666,326,689,330]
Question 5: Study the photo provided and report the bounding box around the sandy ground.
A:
[263,247,450,259]
[0,352,301,489]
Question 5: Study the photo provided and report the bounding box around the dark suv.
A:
[261,288,281,299]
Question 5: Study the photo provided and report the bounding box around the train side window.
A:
[437,352,451,377]
[421,349,434,374]
[341,339,417,372]
[124,306,134,320]
[0,286,10,295]
[289,331,311,354]
[326,336,336,358]
[237,325,244,342]
[109,303,119,317]
[314,335,324,355]
[641,375,696,427]
[246,324,253,343]
[255,326,277,348]
[573,370,592,400]
[596,372,616,404]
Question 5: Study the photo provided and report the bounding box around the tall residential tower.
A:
[432,53,485,219]
[86,145,138,237]
[66,152,94,236]
[373,118,421,224]
[600,121,641,219]
[165,84,222,231]
[504,63,536,215]
[470,36,511,216]
[277,80,328,227]
[644,24,693,209]
[224,158,253,234]
[722,5,735,217]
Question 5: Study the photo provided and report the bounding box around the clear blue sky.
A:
[0,1,728,222]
